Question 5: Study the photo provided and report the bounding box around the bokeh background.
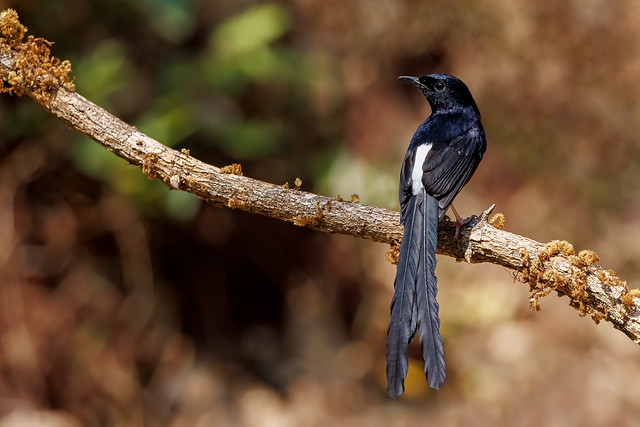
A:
[1,1,640,426]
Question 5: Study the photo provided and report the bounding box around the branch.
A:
[2,9,640,345]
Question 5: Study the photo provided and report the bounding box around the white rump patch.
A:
[411,143,432,195]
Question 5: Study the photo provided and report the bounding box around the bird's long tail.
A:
[418,192,446,389]
[386,191,445,399]
[386,195,420,399]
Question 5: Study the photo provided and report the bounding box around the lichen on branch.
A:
[0,9,75,103]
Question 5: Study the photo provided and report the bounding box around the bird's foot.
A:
[450,204,475,239]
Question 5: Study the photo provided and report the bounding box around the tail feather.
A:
[417,192,446,389]
[386,191,446,399]
[386,196,421,399]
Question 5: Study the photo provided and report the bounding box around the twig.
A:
[2,9,640,345]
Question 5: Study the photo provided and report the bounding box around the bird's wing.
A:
[398,146,415,224]
[422,122,486,215]
[401,113,485,217]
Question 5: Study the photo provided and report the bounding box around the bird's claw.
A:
[453,215,475,240]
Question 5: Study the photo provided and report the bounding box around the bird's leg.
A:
[450,204,473,239]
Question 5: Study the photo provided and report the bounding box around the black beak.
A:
[398,75,428,90]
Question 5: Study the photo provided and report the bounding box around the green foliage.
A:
[72,40,133,106]
[140,0,196,43]
[204,3,304,92]
[136,99,197,148]
[211,119,284,159]
[316,148,398,209]
[163,188,201,220]
[212,3,290,60]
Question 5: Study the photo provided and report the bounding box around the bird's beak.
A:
[398,76,427,90]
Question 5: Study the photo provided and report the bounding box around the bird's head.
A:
[399,73,479,115]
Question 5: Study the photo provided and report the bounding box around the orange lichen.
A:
[385,243,400,265]
[621,288,640,309]
[0,9,75,104]
[0,9,27,47]
[518,239,615,323]
[293,200,327,227]
[519,248,530,267]
[227,196,250,210]
[520,240,580,312]
[335,193,359,203]
[293,211,324,227]
[141,152,159,179]
[577,249,599,266]
[219,163,243,175]
[570,270,588,302]
[540,240,575,261]
[294,177,302,190]
[489,213,505,230]
[570,249,600,268]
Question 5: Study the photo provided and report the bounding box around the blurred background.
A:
[1,0,640,426]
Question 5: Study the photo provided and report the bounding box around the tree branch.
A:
[2,9,640,345]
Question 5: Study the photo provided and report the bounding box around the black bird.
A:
[386,73,486,398]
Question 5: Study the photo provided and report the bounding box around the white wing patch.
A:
[411,143,432,195]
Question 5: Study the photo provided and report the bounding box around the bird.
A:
[386,73,487,399]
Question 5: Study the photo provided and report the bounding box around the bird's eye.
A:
[434,82,446,91]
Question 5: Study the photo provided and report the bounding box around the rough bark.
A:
[1,8,640,346]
